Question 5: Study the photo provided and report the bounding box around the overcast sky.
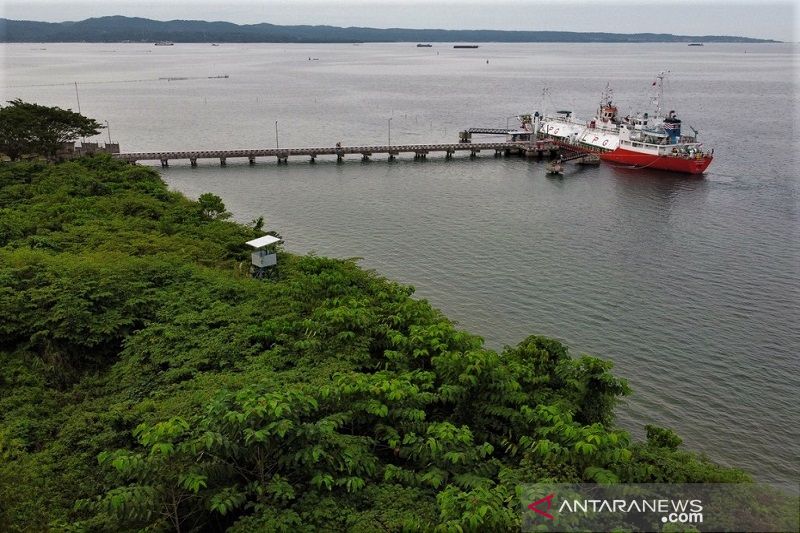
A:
[2,0,797,42]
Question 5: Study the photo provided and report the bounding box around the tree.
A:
[197,192,231,220]
[0,99,101,161]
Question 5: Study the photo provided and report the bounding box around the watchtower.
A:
[246,235,282,278]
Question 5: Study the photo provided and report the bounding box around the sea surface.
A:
[2,42,798,485]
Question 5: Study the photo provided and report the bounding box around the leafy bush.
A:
[0,157,749,531]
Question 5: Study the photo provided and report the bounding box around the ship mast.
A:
[540,86,551,116]
[651,71,667,118]
[598,83,613,115]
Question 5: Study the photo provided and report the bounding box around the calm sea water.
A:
[3,42,798,485]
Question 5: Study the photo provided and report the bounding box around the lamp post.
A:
[74,82,81,114]
[388,117,392,147]
[275,121,279,149]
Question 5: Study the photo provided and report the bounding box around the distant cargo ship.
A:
[154,41,174,46]
[688,43,704,46]
[416,43,432,47]
[453,45,479,49]
[535,72,713,174]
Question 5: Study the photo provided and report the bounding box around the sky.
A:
[1,0,797,42]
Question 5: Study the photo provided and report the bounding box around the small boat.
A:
[211,43,219,46]
[417,43,432,47]
[546,161,564,175]
[454,45,479,49]
[688,43,704,46]
[154,41,174,46]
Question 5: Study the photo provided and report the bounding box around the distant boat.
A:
[211,43,219,46]
[454,45,479,49]
[688,43,704,46]
[154,41,174,46]
[417,43,432,47]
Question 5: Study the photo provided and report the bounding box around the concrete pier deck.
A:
[113,140,555,167]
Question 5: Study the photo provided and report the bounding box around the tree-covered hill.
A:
[0,157,757,530]
[0,16,778,43]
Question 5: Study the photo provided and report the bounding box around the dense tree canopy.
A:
[0,157,757,531]
[0,99,102,161]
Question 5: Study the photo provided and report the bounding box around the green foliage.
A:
[0,158,750,531]
[197,192,231,220]
[0,99,102,161]
[645,424,683,450]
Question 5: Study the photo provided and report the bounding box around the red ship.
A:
[535,73,713,175]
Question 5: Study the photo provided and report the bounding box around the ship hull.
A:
[599,148,712,174]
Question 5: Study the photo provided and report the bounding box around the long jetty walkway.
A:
[113,140,556,167]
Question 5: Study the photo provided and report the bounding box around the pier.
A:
[112,140,556,167]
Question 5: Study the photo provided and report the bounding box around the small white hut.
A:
[246,234,282,276]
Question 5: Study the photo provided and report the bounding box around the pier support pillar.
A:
[337,154,343,163]
[220,157,226,166]
[470,151,477,159]
[495,149,502,157]
[445,151,453,160]
[361,153,370,161]
[249,156,256,165]
[388,154,395,161]
[160,159,169,168]
[189,158,197,167]
[309,156,316,163]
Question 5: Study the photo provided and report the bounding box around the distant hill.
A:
[0,16,778,43]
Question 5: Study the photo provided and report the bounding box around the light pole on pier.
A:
[105,120,111,143]
[388,117,392,147]
[74,82,81,114]
[275,121,279,149]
